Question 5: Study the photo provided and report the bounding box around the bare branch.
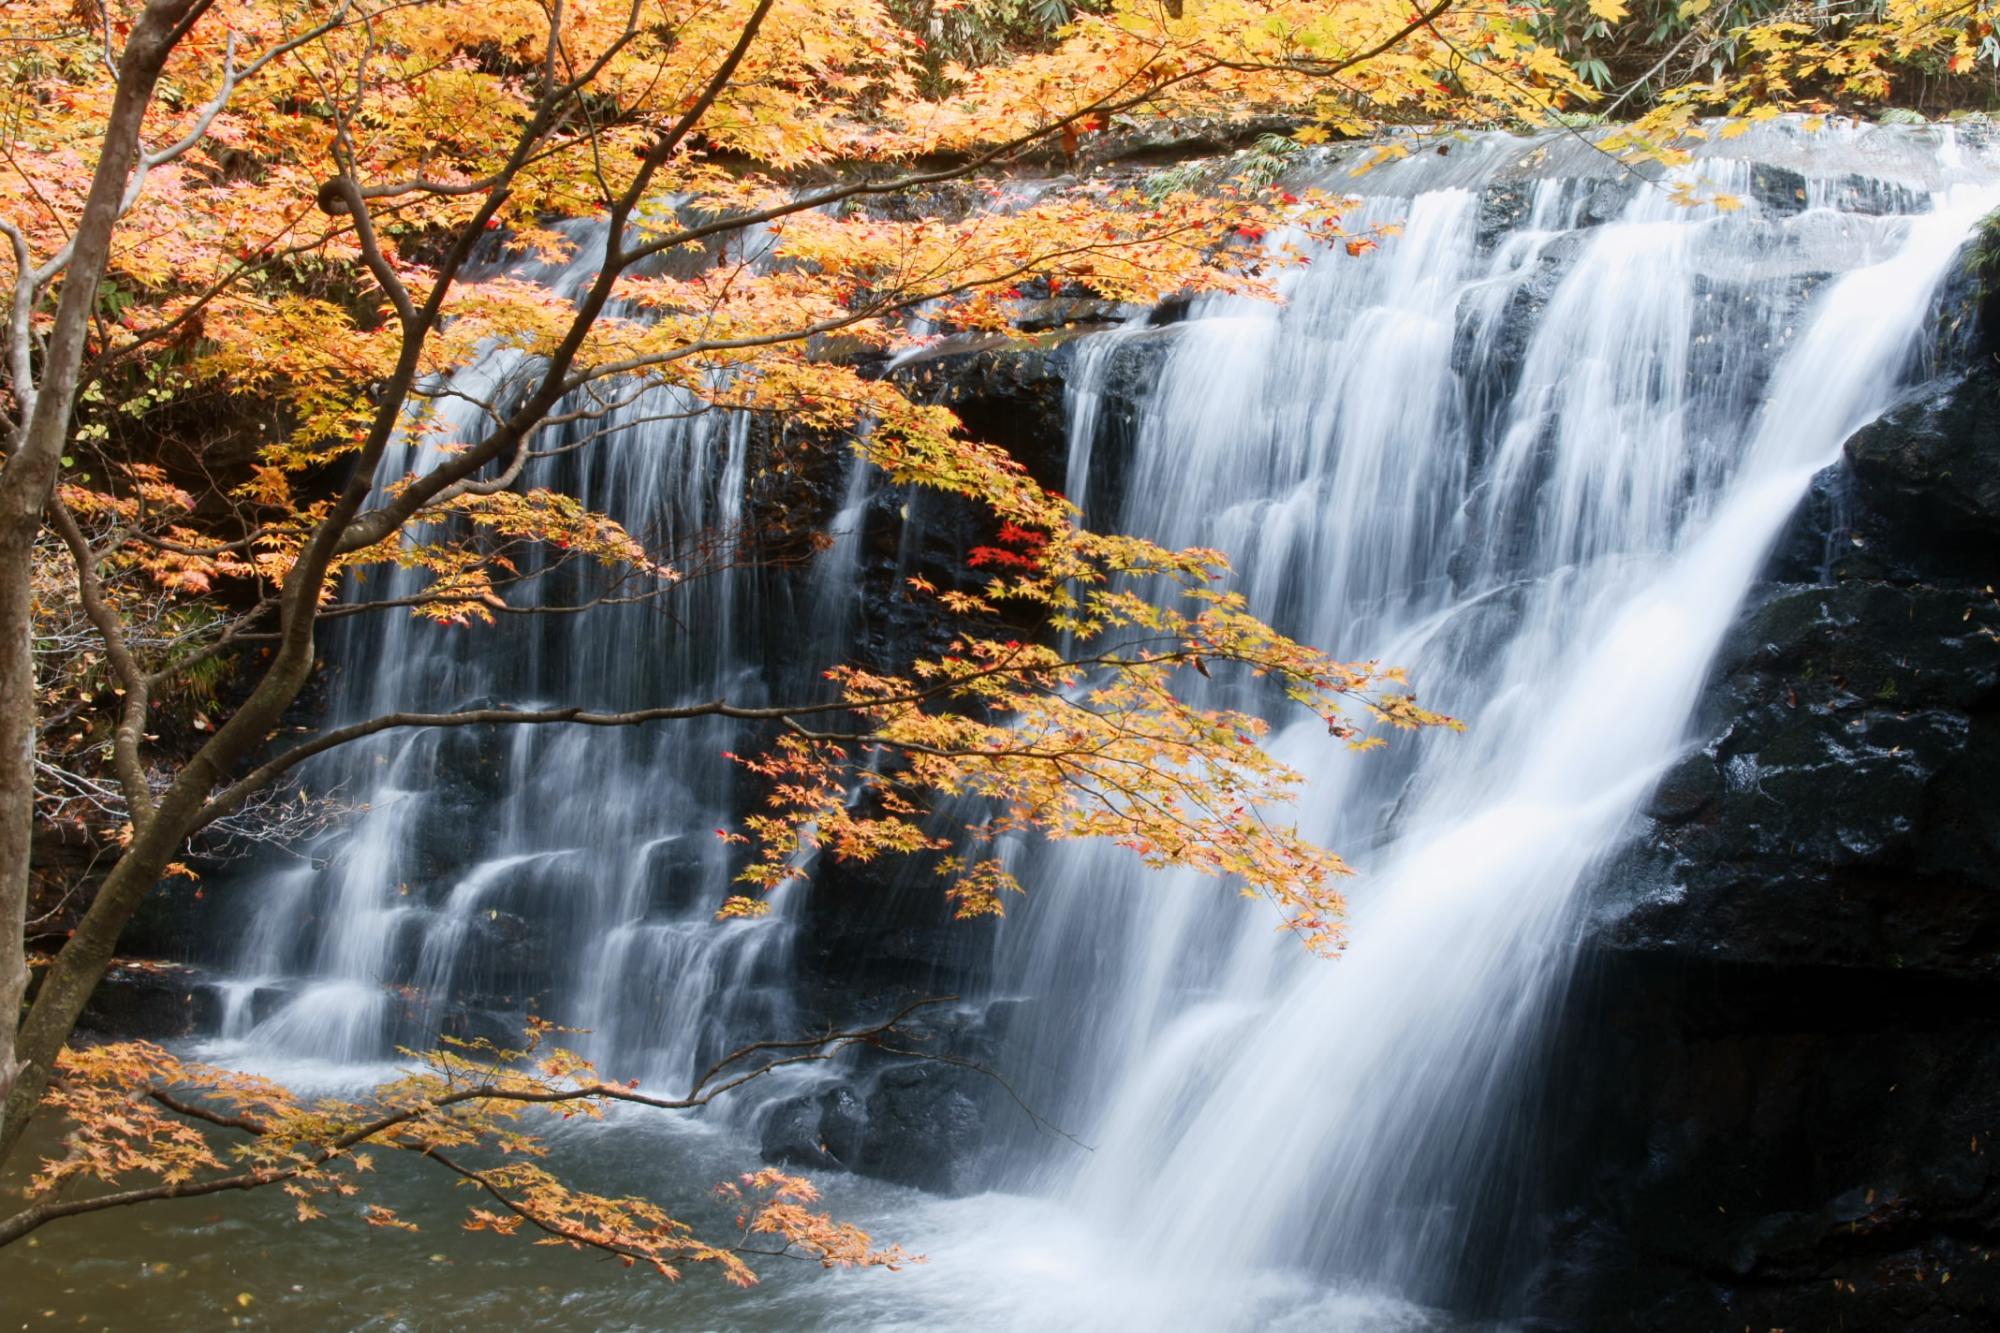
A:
[44,496,155,825]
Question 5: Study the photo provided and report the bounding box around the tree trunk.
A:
[0,521,34,1126]
[0,0,213,1164]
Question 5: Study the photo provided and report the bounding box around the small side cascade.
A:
[213,217,823,1092]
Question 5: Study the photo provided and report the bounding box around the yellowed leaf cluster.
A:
[724,515,1460,956]
[26,1033,909,1282]
[1596,1,2000,165]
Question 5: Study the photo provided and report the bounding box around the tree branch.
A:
[0,998,957,1249]
[45,495,156,826]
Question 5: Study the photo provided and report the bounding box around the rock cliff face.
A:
[766,275,2000,1327]
[1536,349,2000,1328]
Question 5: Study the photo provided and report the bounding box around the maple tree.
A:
[0,0,1991,1287]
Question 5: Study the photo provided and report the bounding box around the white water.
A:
[215,216,808,1091]
[200,123,2000,1327]
[972,127,2000,1317]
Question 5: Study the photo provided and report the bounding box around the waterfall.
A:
[193,122,2000,1327]
[973,123,2000,1318]
[216,216,809,1090]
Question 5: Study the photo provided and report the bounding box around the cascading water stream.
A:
[973,127,2000,1318]
[217,216,807,1091]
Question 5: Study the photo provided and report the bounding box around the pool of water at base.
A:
[1,1054,1511,1333]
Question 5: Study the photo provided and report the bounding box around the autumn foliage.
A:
[5,1016,922,1276]
[3,0,1996,1292]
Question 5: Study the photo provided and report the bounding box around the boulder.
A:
[761,1083,871,1170]
[854,1061,990,1195]
[1845,370,2000,566]
[66,961,223,1040]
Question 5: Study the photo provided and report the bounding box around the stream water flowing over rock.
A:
[42,122,2000,1330]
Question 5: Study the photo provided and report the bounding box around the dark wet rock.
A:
[1148,292,1196,326]
[1820,172,1931,217]
[1579,178,1639,228]
[1749,163,1811,216]
[1845,370,2000,568]
[427,718,516,811]
[887,327,1170,472]
[889,333,1078,488]
[854,1062,990,1195]
[1531,952,2000,1332]
[755,999,1024,1195]
[1554,359,2000,1330]
[458,907,556,998]
[1687,270,1828,405]
[111,874,212,962]
[633,836,717,917]
[427,998,538,1051]
[1763,461,1857,584]
[817,1084,871,1163]
[762,1092,838,1167]
[231,981,292,1029]
[885,324,1174,530]
[762,1083,871,1170]
[1011,296,1146,333]
[1476,182,1535,249]
[64,962,223,1040]
[1454,232,1580,463]
[800,855,998,1000]
[1595,579,2000,977]
[1918,221,2000,374]
[761,1055,993,1195]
